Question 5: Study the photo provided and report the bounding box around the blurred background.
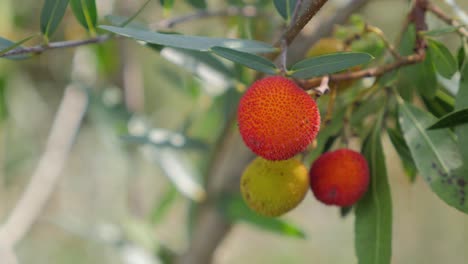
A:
[0,0,468,263]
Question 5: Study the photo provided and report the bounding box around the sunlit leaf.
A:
[427,39,458,79]
[211,46,279,75]
[160,0,175,12]
[288,52,373,79]
[99,25,276,53]
[273,0,297,21]
[427,107,468,129]
[355,111,392,264]
[70,0,97,31]
[218,194,306,239]
[399,102,468,212]
[40,0,70,38]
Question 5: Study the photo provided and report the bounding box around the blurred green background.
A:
[1,0,468,263]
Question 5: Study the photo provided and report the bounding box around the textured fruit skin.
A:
[237,76,320,161]
[309,149,369,206]
[241,157,309,217]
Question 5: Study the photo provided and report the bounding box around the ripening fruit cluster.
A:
[237,75,370,217]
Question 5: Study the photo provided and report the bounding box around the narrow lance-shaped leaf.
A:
[40,0,70,38]
[387,128,417,182]
[218,194,306,239]
[273,0,298,21]
[455,64,468,164]
[421,25,467,37]
[70,0,97,31]
[211,46,279,75]
[288,52,373,79]
[99,25,277,53]
[355,111,392,264]
[399,102,468,212]
[427,39,458,79]
[0,35,36,60]
[457,42,466,70]
[427,107,468,129]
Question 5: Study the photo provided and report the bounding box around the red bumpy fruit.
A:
[237,76,320,161]
[309,148,370,206]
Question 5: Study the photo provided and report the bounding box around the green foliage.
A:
[399,102,468,213]
[100,25,276,53]
[355,111,392,264]
[455,64,468,164]
[427,107,468,129]
[40,0,70,39]
[288,52,373,78]
[70,0,98,31]
[273,0,297,21]
[211,46,279,75]
[0,36,35,60]
[427,38,458,79]
[219,194,306,239]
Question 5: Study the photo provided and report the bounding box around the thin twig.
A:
[267,0,330,60]
[178,2,333,264]
[427,2,468,38]
[366,24,403,60]
[0,85,87,251]
[0,35,111,58]
[301,0,429,89]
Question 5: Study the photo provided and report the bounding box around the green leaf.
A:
[70,0,97,31]
[185,0,207,9]
[156,46,235,96]
[273,0,297,21]
[99,25,277,53]
[0,35,36,60]
[211,46,279,75]
[455,64,468,164]
[427,107,468,129]
[417,48,438,98]
[0,77,8,122]
[150,186,178,225]
[355,111,392,264]
[288,52,373,79]
[457,42,466,71]
[420,25,467,36]
[421,90,454,118]
[218,194,306,239]
[387,128,417,182]
[40,0,70,38]
[427,39,458,79]
[399,102,468,213]
[160,0,175,12]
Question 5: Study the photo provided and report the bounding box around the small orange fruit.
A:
[241,157,309,217]
[237,76,320,161]
[309,149,369,206]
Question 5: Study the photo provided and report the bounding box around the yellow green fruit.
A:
[240,157,309,217]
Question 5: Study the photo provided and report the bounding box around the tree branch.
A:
[427,2,468,38]
[0,35,111,58]
[0,85,88,260]
[178,2,340,264]
[301,0,429,89]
